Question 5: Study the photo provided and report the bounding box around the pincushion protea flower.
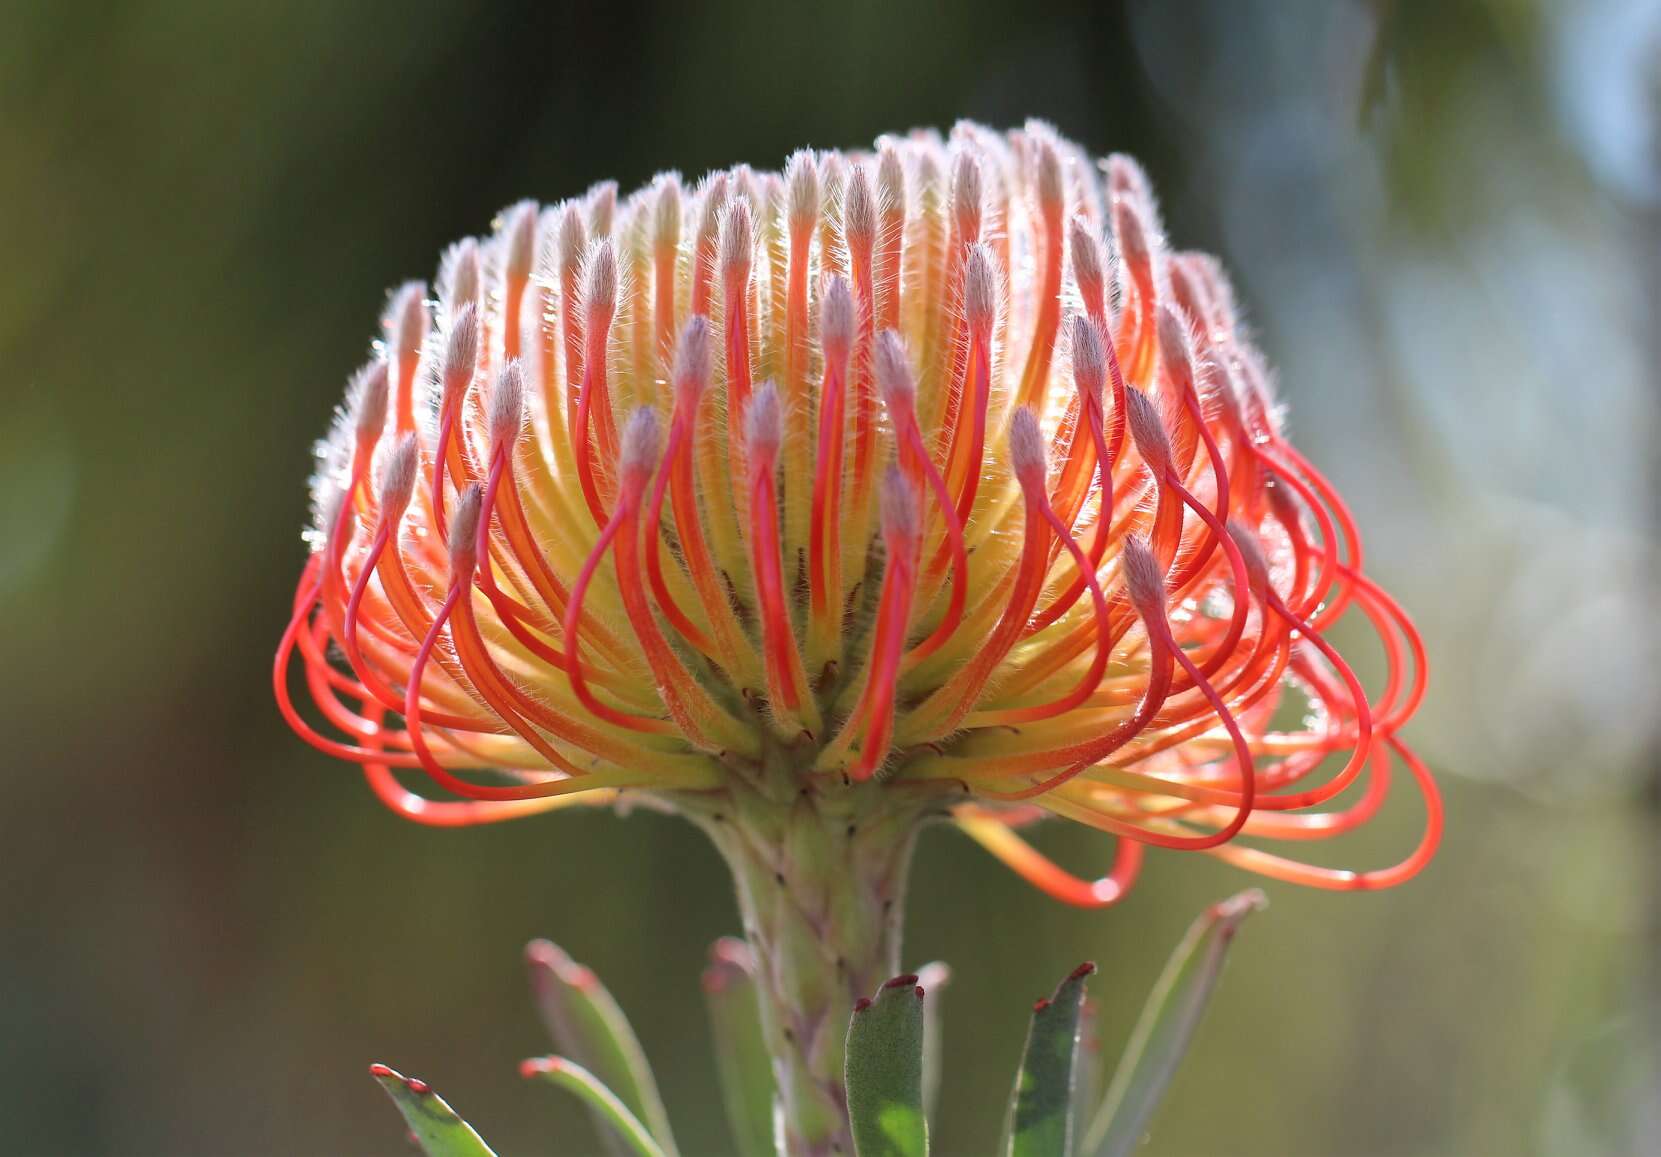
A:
[276,121,1439,1155]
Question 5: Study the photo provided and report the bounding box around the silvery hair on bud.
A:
[620,406,662,477]
[448,484,483,564]
[653,172,682,246]
[674,314,713,393]
[584,240,618,318]
[821,276,854,360]
[1069,314,1107,400]
[872,329,915,409]
[501,200,538,282]
[488,360,525,446]
[375,432,420,515]
[444,304,479,383]
[1123,386,1173,477]
[951,150,983,234]
[388,281,427,359]
[786,150,819,227]
[844,165,876,246]
[964,243,998,330]
[1120,534,1167,618]
[744,381,783,456]
[719,198,753,273]
[1009,406,1047,480]
[879,466,921,542]
[440,238,480,313]
[349,360,390,441]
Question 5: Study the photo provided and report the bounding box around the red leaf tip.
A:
[368,1063,395,1078]
[854,997,873,1012]
[883,973,920,989]
[1068,961,1098,982]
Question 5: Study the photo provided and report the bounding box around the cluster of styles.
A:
[277,120,1438,907]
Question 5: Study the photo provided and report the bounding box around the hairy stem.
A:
[682,738,933,1156]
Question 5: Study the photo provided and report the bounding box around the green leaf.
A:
[523,1056,668,1157]
[1001,962,1096,1157]
[368,1063,497,1157]
[701,938,777,1157]
[1085,889,1266,1157]
[845,974,929,1157]
[526,939,679,1157]
[1071,995,1104,1142]
[913,960,951,1126]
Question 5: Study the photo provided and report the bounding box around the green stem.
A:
[682,739,932,1157]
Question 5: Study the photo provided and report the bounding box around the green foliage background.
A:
[2,1,1655,1153]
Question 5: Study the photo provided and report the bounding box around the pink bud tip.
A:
[444,239,480,312]
[878,144,905,208]
[719,199,753,277]
[879,466,921,543]
[844,166,876,247]
[1123,386,1173,478]
[951,151,982,236]
[872,329,914,410]
[621,407,663,479]
[786,151,819,227]
[1069,218,1104,298]
[744,382,782,457]
[489,360,525,447]
[444,304,479,384]
[519,1057,552,1079]
[351,361,389,442]
[390,282,426,358]
[585,241,618,321]
[1156,306,1196,380]
[1009,406,1046,482]
[376,433,419,515]
[674,314,713,395]
[558,203,586,276]
[503,200,538,281]
[821,276,854,360]
[1069,314,1106,401]
[1121,534,1167,620]
[449,484,482,566]
[964,244,997,331]
[653,173,681,246]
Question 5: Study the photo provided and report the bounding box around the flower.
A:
[276,121,1439,907]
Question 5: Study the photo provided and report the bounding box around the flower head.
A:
[276,122,1438,904]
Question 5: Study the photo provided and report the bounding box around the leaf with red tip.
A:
[525,940,679,1156]
[845,974,929,1157]
[367,1063,497,1157]
[522,1056,667,1157]
[1001,962,1096,1157]
[701,938,774,1157]
[1084,890,1266,1157]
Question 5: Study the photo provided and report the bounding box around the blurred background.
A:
[3,1,1658,1153]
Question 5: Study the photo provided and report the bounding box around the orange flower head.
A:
[276,122,1438,905]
